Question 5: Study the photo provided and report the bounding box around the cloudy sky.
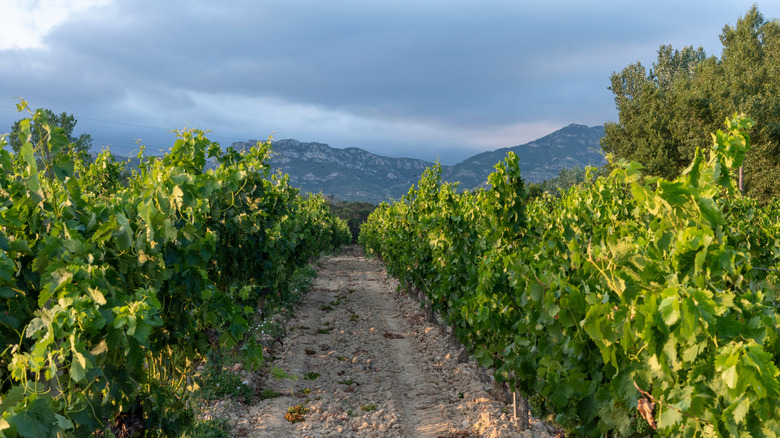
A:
[1,0,778,164]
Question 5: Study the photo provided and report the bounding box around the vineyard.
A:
[0,102,351,436]
[3,103,780,438]
[360,115,780,437]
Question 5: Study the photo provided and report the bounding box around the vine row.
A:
[360,115,780,437]
[0,102,351,436]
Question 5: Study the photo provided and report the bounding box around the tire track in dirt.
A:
[203,246,558,437]
[357,262,452,437]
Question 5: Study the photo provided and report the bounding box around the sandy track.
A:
[203,246,557,438]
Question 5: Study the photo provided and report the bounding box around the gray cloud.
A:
[1,0,778,163]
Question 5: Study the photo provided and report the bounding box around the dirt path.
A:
[204,246,557,437]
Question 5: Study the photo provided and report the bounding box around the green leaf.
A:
[54,414,73,432]
[582,306,607,346]
[137,200,154,224]
[39,268,73,307]
[19,141,37,173]
[0,286,19,298]
[113,213,133,250]
[732,398,750,425]
[92,219,117,244]
[70,351,87,382]
[7,396,58,438]
[163,218,177,240]
[681,342,705,362]
[697,197,723,226]
[24,316,48,339]
[0,385,26,415]
[679,298,697,339]
[656,406,683,430]
[133,320,153,343]
[8,239,32,255]
[657,180,690,207]
[87,287,107,306]
[659,294,680,326]
[722,365,738,389]
[528,282,543,302]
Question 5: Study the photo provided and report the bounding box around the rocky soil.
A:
[202,246,560,437]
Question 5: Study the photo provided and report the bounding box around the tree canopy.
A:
[8,107,93,162]
[602,5,780,202]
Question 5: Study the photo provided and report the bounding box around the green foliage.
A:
[259,389,282,400]
[197,366,253,404]
[0,101,349,436]
[290,264,318,294]
[7,104,92,168]
[602,5,780,202]
[361,114,780,437]
[74,148,126,197]
[183,418,232,438]
[328,199,377,243]
[271,366,299,395]
[534,166,604,198]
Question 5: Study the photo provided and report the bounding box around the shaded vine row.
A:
[0,102,351,436]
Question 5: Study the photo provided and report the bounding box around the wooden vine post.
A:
[739,166,744,193]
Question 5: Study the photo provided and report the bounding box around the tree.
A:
[327,199,377,243]
[602,46,713,180]
[9,107,93,162]
[4,102,93,181]
[602,5,780,202]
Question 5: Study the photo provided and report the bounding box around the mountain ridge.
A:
[445,123,605,189]
[232,123,606,203]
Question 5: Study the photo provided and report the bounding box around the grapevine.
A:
[0,101,351,436]
[360,114,780,437]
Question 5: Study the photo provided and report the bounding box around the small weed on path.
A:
[185,418,232,438]
[285,404,309,423]
[198,366,253,404]
[271,366,299,395]
[259,389,282,400]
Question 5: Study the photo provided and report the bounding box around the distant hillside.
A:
[444,123,605,190]
[230,123,606,203]
[231,139,433,204]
